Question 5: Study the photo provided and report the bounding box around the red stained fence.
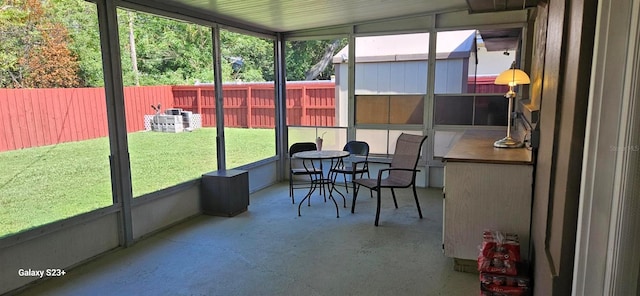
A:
[0,82,335,152]
[1,80,498,152]
[0,86,174,152]
[171,82,335,128]
[467,76,509,94]
[285,82,335,126]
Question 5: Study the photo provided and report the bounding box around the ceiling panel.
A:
[466,0,538,14]
[479,28,522,51]
[135,0,470,33]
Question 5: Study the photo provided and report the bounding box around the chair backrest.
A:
[388,133,428,185]
[289,142,317,171]
[289,142,317,157]
[343,141,370,160]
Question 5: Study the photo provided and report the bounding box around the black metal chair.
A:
[352,133,428,226]
[330,141,371,195]
[289,142,323,204]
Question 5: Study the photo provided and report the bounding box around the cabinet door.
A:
[443,162,533,260]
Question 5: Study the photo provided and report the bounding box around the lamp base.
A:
[494,136,524,148]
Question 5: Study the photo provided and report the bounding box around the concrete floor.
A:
[16,183,478,296]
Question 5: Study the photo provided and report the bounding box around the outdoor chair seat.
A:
[289,142,323,204]
[353,133,428,226]
[351,176,412,189]
[329,141,371,195]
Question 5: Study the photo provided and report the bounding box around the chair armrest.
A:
[367,160,392,166]
[350,160,369,171]
[378,167,418,174]
[376,167,419,184]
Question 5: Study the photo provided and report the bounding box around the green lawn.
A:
[0,127,275,238]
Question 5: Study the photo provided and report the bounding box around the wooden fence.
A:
[0,79,497,152]
[171,82,335,128]
[0,82,335,152]
[467,77,509,93]
[0,86,174,152]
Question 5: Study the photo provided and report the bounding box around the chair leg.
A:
[391,188,398,208]
[319,162,325,200]
[315,171,325,203]
[289,173,294,204]
[308,177,315,207]
[375,188,381,226]
[343,172,349,193]
[364,172,373,198]
[412,184,423,219]
[351,183,359,213]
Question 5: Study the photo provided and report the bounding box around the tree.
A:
[22,22,79,88]
[0,0,79,88]
[219,30,273,82]
[50,0,102,87]
[1,0,349,88]
[304,39,341,80]
[286,39,347,81]
[119,10,214,86]
[127,11,140,86]
[0,1,33,87]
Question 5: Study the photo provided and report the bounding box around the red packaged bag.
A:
[480,230,522,262]
[478,256,518,275]
[480,271,531,287]
[480,283,530,295]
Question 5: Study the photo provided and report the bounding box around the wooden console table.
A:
[443,130,533,270]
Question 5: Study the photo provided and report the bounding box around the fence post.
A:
[301,85,307,126]
[196,87,202,115]
[247,86,252,128]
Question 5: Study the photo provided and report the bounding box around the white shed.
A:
[332,30,477,126]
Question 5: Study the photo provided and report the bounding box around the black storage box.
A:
[201,169,249,217]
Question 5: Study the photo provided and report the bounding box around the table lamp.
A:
[493,68,530,148]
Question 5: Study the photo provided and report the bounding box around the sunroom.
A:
[1,0,638,295]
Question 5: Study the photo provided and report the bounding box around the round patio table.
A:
[292,150,350,218]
